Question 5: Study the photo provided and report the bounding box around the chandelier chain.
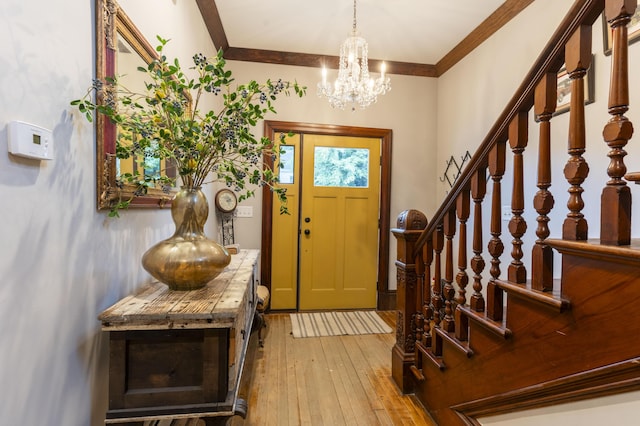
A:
[352,0,357,33]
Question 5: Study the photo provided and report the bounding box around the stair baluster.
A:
[562,25,592,241]
[414,246,425,364]
[455,189,470,341]
[507,112,529,284]
[601,0,634,245]
[470,168,487,312]
[487,141,506,321]
[532,73,557,292]
[431,225,444,356]
[423,242,434,347]
[441,211,457,332]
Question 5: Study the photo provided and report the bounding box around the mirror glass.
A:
[95,0,176,210]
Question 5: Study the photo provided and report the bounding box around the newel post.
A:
[391,209,428,394]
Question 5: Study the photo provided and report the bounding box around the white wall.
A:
[0,1,217,425]
[0,1,436,425]
[436,0,640,424]
[480,390,640,426]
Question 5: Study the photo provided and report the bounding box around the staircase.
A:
[392,0,640,424]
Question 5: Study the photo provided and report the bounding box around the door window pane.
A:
[313,147,369,187]
[278,145,295,184]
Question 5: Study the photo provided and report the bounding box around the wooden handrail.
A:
[415,0,605,252]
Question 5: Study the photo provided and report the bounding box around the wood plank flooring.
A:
[229,311,436,426]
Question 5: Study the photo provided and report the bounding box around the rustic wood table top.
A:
[99,249,259,331]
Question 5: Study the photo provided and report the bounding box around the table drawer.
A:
[106,328,230,419]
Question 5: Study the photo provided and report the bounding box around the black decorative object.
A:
[440,151,471,190]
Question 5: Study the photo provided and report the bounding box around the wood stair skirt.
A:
[408,241,640,425]
[390,0,640,424]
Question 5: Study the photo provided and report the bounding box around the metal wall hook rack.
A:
[439,151,471,189]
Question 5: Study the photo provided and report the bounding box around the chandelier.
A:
[317,0,391,111]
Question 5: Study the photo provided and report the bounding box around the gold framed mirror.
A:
[95,0,176,210]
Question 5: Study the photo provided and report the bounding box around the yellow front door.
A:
[269,134,301,310]
[270,134,381,310]
[299,135,380,310]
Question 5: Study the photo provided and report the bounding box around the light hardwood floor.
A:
[230,311,436,426]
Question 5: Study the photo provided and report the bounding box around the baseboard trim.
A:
[378,290,397,310]
[451,357,640,421]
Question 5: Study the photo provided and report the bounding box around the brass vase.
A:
[142,186,231,291]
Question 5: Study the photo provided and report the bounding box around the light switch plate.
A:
[236,206,253,218]
[502,205,511,222]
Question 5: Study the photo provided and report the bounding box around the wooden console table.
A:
[98,249,259,425]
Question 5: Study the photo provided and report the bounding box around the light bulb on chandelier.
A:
[317,0,391,111]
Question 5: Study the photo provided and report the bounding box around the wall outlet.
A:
[235,206,253,218]
[502,205,511,222]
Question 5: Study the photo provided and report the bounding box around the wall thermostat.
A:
[8,120,54,160]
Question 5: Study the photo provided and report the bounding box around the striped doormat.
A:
[290,311,393,338]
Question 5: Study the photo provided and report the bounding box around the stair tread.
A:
[495,279,570,312]
[457,305,512,339]
[624,171,640,182]
[546,238,640,261]
[417,341,446,370]
[435,327,474,358]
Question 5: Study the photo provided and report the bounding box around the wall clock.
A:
[214,188,238,213]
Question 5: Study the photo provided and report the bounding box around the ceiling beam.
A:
[196,0,228,52]
[224,47,437,77]
[436,0,535,75]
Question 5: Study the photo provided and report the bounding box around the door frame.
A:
[260,121,394,310]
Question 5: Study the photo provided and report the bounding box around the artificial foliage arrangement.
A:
[72,36,305,216]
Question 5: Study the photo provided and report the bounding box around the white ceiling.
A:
[215,0,507,65]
